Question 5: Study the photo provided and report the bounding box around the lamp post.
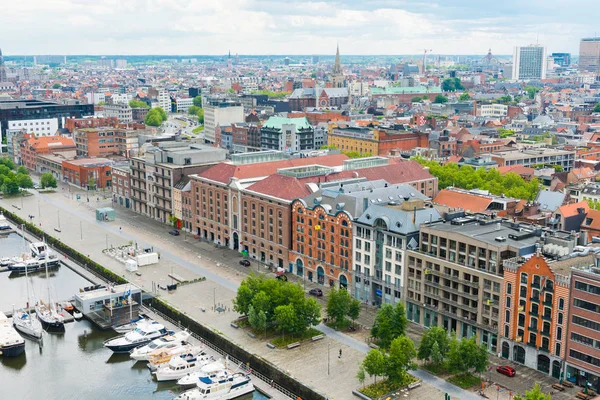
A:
[213,287,216,312]
[80,220,83,240]
[38,200,40,218]
[57,210,61,230]
[327,341,331,375]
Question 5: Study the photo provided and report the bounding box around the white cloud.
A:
[0,0,597,55]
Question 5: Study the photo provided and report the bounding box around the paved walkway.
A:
[3,186,484,399]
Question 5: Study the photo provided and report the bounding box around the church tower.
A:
[0,48,7,82]
[331,44,345,88]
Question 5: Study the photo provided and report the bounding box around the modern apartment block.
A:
[490,148,576,171]
[103,103,133,123]
[500,253,571,378]
[74,127,141,157]
[405,216,539,353]
[579,37,600,72]
[260,116,314,152]
[565,260,600,392]
[203,99,244,144]
[111,164,131,209]
[512,45,547,80]
[352,192,442,306]
[129,142,227,222]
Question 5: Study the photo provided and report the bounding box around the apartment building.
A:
[130,142,227,222]
[111,164,131,208]
[62,158,113,189]
[405,217,539,353]
[74,127,141,157]
[500,253,571,378]
[565,260,600,393]
[477,103,508,118]
[20,135,76,170]
[175,98,194,113]
[103,103,133,123]
[261,116,314,152]
[328,126,429,157]
[490,148,576,171]
[203,99,244,144]
[353,195,442,306]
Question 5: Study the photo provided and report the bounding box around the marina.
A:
[0,231,279,400]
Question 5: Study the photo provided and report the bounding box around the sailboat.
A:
[35,244,64,331]
[12,225,43,339]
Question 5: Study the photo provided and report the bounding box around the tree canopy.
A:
[187,105,201,116]
[129,99,150,109]
[361,335,417,385]
[414,157,541,200]
[459,92,471,101]
[524,86,541,99]
[40,172,58,189]
[513,383,552,400]
[0,158,31,194]
[434,95,448,104]
[418,326,451,364]
[233,274,321,336]
[371,302,407,348]
[197,108,204,124]
[251,90,290,99]
[447,336,489,374]
[441,78,464,92]
[326,288,361,329]
[145,107,168,127]
[411,96,423,103]
[192,96,203,107]
[594,102,600,113]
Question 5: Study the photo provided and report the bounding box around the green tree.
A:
[371,302,407,348]
[156,107,168,121]
[513,383,552,400]
[16,166,28,175]
[187,105,201,116]
[193,96,203,107]
[356,365,366,388]
[434,95,448,104]
[16,173,33,188]
[362,349,386,383]
[248,305,267,335]
[0,157,15,170]
[145,108,165,126]
[197,108,204,124]
[594,102,600,113]
[411,96,423,103]
[459,92,471,101]
[447,337,489,374]
[348,299,361,326]
[274,304,297,337]
[40,172,57,189]
[524,86,541,99]
[418,326,451,363]
[129,99,150,109]
[386,335,417,384]
[442,78,464,92]
[326,288,351,328]
[430,341,443,366]
[2,177,19,194]
[52,83,61,89]
[233,284,255,315]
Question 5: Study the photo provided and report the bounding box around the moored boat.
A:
[175,372,255,400]
[153,353,213,382]
[0,312,25,357]
[103,321,168,353]
[130,330,191,361]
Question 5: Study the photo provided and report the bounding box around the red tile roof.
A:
[557,201,589,218]
[497,164,535,177]
[197,154,349,184]
[433,189,492,213]
[26,136,75,152]
[354,160,434,184]
[245,174,312,201]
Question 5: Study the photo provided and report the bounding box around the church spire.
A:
[333,43,341,74]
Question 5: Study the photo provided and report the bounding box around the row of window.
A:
[570,349,600,368]
[574,298,600,314]
[574,280,600,296]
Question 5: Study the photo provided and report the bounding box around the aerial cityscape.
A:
[2,2,600,400]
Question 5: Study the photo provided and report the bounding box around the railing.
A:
[143,305,298,400]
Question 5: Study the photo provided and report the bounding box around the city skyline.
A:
[2,0,599,56]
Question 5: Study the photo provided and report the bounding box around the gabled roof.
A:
[556,201,589,218]
[535,190,566,212]
[244,174,311,201]
[25,135,75,152]
[433,189,493,213]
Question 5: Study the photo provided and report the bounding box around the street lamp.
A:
[213,287,216,312]
[327,341,331,375]
[80,220,83,240]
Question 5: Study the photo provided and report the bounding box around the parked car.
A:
[239,259,251,267]
[308,288,323,297]
[33,183,41,190]
[496,365,516,377]
[168,229,180,236]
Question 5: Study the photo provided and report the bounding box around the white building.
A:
[86,92,106,105]
[8,118,58,136]
[115,59,127,69]
[349,81,368,98]
[175,97,194,113]
[111,93,133,105]
[103,104,133,123]
[512,45,547,80]
[478,103,508,118]
[157,90,171,112]
[203,99,244,143]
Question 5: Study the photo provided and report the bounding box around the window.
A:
[558,313,563,325]
[506,282,512,295]
[555,343,561,357]
[520,273,528,284]
[575,281,600,295]
[505,310,510,324]
[506,297,511,308]
[574,298,600,313]
[558,298,564,310]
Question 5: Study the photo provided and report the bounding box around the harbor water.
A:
[0,233,267,400]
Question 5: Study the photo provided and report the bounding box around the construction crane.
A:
[423,49,433,72]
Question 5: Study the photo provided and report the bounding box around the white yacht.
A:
[147,344,205,371]
[30,242,54,259]
[175,372,255,400]
[0,312,25,357]
[153,353,213,382]
[130,330,191,361]
[113,317,148,334]
[176,361,229,388]
[13,310,43,339]
[103,321,168,353]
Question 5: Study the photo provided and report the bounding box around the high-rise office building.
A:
[579,37,600,72]
[512,45,547,80]
[551,53,571,67]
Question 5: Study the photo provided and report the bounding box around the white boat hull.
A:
[176,381,254,400]
[13,314,43,339]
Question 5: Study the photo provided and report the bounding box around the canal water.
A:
[0,233,267,400]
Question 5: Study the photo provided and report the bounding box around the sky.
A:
[1,0,599,56]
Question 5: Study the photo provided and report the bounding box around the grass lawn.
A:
[270,327,322,348]
[422,362,449,375]
[447,373,481,389]
[192,126,204,134]
[359,376,417,399]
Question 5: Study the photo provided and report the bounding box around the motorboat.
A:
[0,257,16,267]
[35,301,65,331]
[9,257,60,273]
[113,317,148,334]
[153,353,213,382]
[175,372,255,400]
[13,310,43,339]
[73,311,83,320]
[30,241,54,259]
[130,330,191,361]
[0,312,25,357]
[60,302,74,312]
[147,345,205,372]
[176,361,229,388]
[103,321,169,353]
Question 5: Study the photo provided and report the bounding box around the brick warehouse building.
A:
[500,253,570,378]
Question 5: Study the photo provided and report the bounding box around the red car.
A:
[496,365,516,377]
